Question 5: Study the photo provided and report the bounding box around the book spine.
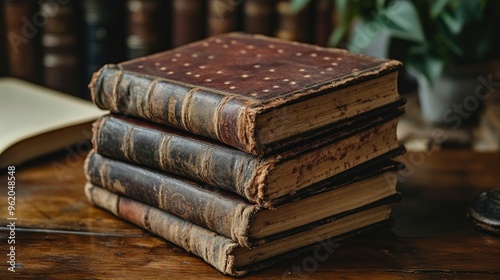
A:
[274,0,313,43]
[40,0,82,97]
[0,1,6,77]
[85,151,258,247]
[172,0,204,47]
[314,0,334,47]
[81,0,124,98]
[93,116,267,202]
[84,183,242,276]
[243,0,275,35]
[206,0,239,36]
[89,64,260,154]
[125,0,165,59]
[4,0,39,83]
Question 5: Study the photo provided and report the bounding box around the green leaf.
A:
[289,0,312,13]
[376,0,388,10]
[431,0,451,18]
[329,0,357,47]
[378,0,425,42]
[437,16,463,56]
[441,10,464,34]
[329,23,348,47]
[335,0,349,17]
[407,47,446,86]
[457,0,484,22]
[347,18,382,52]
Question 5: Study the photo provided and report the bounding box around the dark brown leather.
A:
[117,33,399,100]
[0,2,7,77]
[125,0,164,59]
[243,0,274,36]
[172,0,204,47]
[90,33,402,154]
[274,0,313,43]
[40,0,81,96]
[314,0,334,46]
[4,0,39,82]
[92,104,403,204]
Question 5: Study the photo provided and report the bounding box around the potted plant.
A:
[291,0,500,126]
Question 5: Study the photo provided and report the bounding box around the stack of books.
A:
[83,33,405,276]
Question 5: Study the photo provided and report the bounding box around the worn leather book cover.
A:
[40,0,82,97]
[90,33,402,155]
[85,183,398,276]
[85,149,401,247]
[92,104,403,206]
[4,0,40,83]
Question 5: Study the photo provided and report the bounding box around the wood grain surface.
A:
[1,150,499,279]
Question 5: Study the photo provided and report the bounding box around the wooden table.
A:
[1,150,499,279]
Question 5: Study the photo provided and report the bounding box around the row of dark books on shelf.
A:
[0,0,336,99]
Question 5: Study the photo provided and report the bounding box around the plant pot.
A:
[416,63,490,127]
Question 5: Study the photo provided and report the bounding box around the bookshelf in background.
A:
[207,0,240,36]
[243,0,275,36]
[82,0,125,99]
[172,0,204,48]
[3,0,40,83]
[0,0,6,77]
[125,0,168,59]
[40,0,82,97]
[1,0,337,99]
[314,0,334,46]
[275,0,313,43]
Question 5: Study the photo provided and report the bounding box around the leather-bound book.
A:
[85,150,400,247]
[0,1,7,76]
[206,0,240,36]
[40,0,82,97]
[91,111,404,206]
[125,0,165,59]
[274,0,313,43]
[90,33,403,155]
[243,0,275,35]
[314,0,334,47]
[85,183,397,276]
[3,0,39,82]
[82,0,125,98]
[172,0,204,47]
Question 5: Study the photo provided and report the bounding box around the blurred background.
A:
[1,0,499,151]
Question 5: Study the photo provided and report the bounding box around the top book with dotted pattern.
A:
[89,33,402,155]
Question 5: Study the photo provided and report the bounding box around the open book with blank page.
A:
[0,78,105,168]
